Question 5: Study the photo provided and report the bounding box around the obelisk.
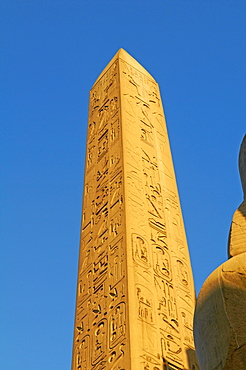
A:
[71,49,198,370]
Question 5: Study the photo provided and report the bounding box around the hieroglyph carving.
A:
[72,49,198,370]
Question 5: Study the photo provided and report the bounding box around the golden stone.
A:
[71,49,198,370]
[194,135,246,369]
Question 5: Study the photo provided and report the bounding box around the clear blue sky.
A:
[1,1,245,369]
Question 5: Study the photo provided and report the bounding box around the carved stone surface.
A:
[194,135,246,370]
[228,200,246,258]
[194,254,246,370]
[71,49,198,370]
[228,134,246,258]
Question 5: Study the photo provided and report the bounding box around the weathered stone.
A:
[71,49,198,370]
[228,200,246,258]
[194,135,246,369]
[194,253,246,370]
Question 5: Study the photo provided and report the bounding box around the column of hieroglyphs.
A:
[71,49,199,370]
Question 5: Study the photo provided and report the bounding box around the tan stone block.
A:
[194,253,246,370]
[228,200,246,258]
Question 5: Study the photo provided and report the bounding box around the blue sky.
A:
[1,1,246,369]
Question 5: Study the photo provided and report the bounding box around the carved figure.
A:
[194,135,246,369]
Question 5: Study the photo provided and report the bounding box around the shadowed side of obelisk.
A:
[118,50,198,370]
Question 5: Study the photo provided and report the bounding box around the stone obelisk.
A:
[72,49,198,370]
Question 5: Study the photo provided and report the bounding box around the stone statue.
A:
[194,135,246,369]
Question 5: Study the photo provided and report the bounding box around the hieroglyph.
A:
[71,49,198,370]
